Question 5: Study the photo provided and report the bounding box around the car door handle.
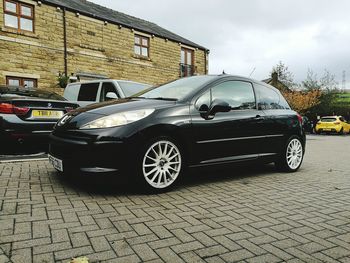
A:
[255,115,264,120]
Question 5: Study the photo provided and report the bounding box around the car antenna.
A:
[249,67,256,77]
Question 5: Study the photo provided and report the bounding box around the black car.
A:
[0,86,79,152]
[49,75,306,191]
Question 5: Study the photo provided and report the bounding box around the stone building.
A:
[0,0,209,92]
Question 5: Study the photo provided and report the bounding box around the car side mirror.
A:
[199,99,231,120]
[208,99,231,116]
[198,104,209,112]
[106,92,118,100]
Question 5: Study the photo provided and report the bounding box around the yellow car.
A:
[315,116,350,134]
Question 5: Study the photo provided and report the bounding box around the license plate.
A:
[48,154,63,172]
[32,110,63,119]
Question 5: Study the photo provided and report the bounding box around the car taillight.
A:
[13,106,30,115]
[0,103,13,114]
[334,122,341,125]
[297,114,303,125]
[0,103,29,116]
[65,107,74,113]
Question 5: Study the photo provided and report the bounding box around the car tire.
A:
[136,137,184,192]
[338,128,344,135]
[275,136,304,172]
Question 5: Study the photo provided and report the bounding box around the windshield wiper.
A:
[126,96,178,101]
[126,96,148,99]
[151,97,178,101]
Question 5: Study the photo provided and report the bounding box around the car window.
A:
[100,82,118,102]
[211,81,256,110]
[64,84,81,101]
[118,82,151,97]
[77,83,99,101]
[321,118,336,122]
[255,83,290,110]
[195,90,211,110]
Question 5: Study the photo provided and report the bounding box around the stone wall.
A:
[0,0,208,94]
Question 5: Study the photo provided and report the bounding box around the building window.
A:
[6,76,37,88]
[134,34,149,57]
[180,48,194,77]
[4,0,34,32]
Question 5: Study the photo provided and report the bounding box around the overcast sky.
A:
[90,0,350,87]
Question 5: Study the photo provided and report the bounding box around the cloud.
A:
[90,0,350,86]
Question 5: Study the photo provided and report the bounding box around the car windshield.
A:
[135,76,216,101]
[0,88,66,101]
[118,81,152,97]
[321,118,337,122]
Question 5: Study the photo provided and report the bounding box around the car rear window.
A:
[321,118,337,122]
[0,88,65,101]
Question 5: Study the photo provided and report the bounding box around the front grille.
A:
[49,141,88,159]
[53,130,95,142]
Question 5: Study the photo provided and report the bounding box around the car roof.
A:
[66,79,151,86]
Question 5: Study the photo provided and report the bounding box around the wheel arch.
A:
[136,124,192,164]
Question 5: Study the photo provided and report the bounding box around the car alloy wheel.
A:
[286,138,303,170]
[142,139,182,189]
[275,136,304,172]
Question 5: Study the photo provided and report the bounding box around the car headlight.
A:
[80,109,155,129]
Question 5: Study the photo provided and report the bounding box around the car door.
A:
[190,79,268,166]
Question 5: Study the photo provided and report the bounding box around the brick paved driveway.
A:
[1,135,350,263]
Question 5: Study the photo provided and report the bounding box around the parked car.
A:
[49,75,306,192]
[0,85,79,151]
[64,79,152,107]
[302,116,314,133]
[315,116,350,134]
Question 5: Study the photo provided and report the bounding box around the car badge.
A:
[48,103,52,108]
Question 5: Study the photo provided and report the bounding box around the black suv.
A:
[49,75,306,191]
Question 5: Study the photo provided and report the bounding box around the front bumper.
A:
[48,133,129,174]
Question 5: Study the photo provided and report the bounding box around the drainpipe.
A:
[63,7,68,77]
[204,50,209,75]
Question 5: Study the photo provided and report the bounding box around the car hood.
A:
[74,98,175,115]
[56,98,176,130]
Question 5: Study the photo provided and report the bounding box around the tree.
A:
[320,69,338,91]
[282,89,322,115]
[302,68,338,91]
[271,61,295,88]
[302,69,320,91]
